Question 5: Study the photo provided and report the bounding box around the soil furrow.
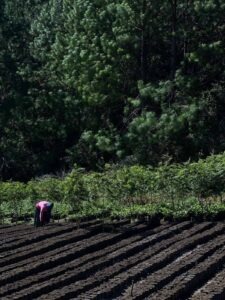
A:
[0,223,170,297]
[1,222,192,298]
[75,223,225,300]
[119,232,225,299]
[150,244,225,299]
[0,221,151,274]
[0,223,80,254]
[0,220,104,254]
[190,267,225,300]
[22,223,211,299]
[0,222,154,284]
[0,225,104,270]
[2,221,225,300]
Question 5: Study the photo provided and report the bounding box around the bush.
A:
[2,152,225,223]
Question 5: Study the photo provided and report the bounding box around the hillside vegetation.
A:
[1,0,225,180]
[1,152,225,223]
[1,1,225,222]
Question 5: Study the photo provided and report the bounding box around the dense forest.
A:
[1,0,225,181]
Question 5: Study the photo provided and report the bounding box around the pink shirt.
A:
[36,201,51,222]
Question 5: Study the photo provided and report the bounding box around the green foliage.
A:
[2,152,225,223]
[0,182,28,217]
[26,177,64,203]
[1,0,225,179]
[63,167,88,212]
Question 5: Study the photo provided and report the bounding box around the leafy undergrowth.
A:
[2,152,225,224]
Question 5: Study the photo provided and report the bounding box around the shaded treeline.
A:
[1,0,225,180]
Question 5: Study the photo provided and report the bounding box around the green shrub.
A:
[2,152,225,223]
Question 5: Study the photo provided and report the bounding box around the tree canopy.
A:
[1,0,225,180]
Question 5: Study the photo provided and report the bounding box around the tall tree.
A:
[1,0,225,179]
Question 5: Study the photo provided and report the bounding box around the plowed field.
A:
[1,220,225,299]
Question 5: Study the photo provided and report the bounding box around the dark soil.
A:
[1,220,225,299]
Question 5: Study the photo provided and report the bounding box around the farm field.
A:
[1,220,225,299]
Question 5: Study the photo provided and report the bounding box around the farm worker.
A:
[34,200,54,227]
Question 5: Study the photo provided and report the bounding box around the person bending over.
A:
[34,200,54,227]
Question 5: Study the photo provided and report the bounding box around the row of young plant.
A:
[1,152,225,223]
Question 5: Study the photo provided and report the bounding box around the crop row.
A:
[1,221,225,299]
